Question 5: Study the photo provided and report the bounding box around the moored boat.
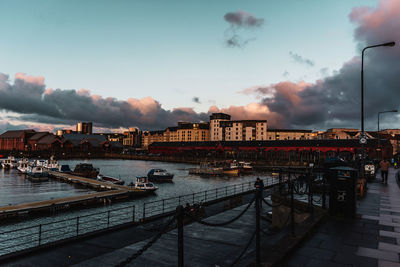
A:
[129,177,158,192]
[223,161,240,176]
[1,156,17,169]
[44,156,60,171]
[147,169,174,182]
[72,163,99,178]
[17,158,30,174]
[188,162,223,176]
[27,165,48,181]
[238,161,253,174]
[97,174,125,185]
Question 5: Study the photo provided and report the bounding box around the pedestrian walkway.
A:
[285,167,400,267]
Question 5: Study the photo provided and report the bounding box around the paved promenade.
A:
[285,167,400,267]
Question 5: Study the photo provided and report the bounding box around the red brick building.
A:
[0,130,36,151]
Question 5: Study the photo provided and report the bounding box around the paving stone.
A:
[379,260,400,267]
[333,252,378,267]
[380,230,400,239]
[378,242,400,253]
[296,246,335,261]
[305,258,347,267]
[357,247,399,262]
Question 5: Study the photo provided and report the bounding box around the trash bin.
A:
[327,166,358,217]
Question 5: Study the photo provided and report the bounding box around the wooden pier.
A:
[0,171,150,220]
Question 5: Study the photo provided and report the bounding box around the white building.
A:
[210,113,267,141]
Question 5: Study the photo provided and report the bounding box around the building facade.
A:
[123,128,142,147]
[210,113,231,141]
[266,129,315,140]
[76,122,93,134]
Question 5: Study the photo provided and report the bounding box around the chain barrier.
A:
[184,195,255,227]
[115,215,176,267]
[229,229,256,267]
[261,197,283,208]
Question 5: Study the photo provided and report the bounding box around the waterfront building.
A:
[0,130,36,151]
[210,113,231,141]
[266,129,315,140]
[123,128,142,147]
[177,122,209,142]
[163,127,178,142]
[76,122,93,134]
[62,133,112,153]
[141,131,164,149]
[210,113,267,141]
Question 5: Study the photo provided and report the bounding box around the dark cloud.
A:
[192,97,201,104]
[224,11,264,27]
[223,11,264,48]
[289,51,315,67]
[243,0,400,130]
[0,73,209,130]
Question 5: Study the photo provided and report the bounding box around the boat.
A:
[27,165,48,181]
[188,162,223,176]
[17,158,30,174]
[44,156,60,171]
[1,156,17,169]
[147,169,174,182]
[97,174,125,185]
[72,163,99,178]
[238,161,253,174]
[59,165,72,173]
[31,159,46,167]
[223,161,240,176]
[129,177,158,192]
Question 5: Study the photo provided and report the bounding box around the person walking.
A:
[254,178,264,207]
[379,159,390,184]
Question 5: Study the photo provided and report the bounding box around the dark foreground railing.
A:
[0,176,279,258]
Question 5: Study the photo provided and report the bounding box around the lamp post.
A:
[377,109,398,159]
[360,41,395,177]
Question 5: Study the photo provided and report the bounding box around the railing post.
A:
[205,190,207,202]
[132,205,135,222]
[143,203,146,220]
[225,186,228,197]
[255,190,261,265]
[76,217,80,236]
[107,210,110,228]
[192,193,195,204]
[322,176,326,209]
[215,188,217,199]
[38,224,42,246]
[177,205,184,267]
[162,199,165,214]
[179,196,181,205]
[234,184,236,195]
[290,173,295,237]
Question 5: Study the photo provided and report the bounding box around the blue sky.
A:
[4,0,399,132]
[0,0,374,110]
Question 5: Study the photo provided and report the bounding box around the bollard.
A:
[255,190,261,265]
[176,205,184,267]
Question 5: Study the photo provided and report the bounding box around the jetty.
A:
[0,171,150,220]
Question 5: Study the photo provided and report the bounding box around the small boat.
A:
[27,165,49,181]
[97,174,125,185]
[44,156,60,171]
[17,159,30,174]
[72,163,99,178]
[147,169,174,182]
[31,159,46,167]
[1,156,17,169]
[188,162,223,176]
[129,177,158,192]
[238,161,253,174]
[223,161,240,176]
[59,165,72,173]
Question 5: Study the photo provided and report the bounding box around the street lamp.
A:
[360,41,395,177]
[377,109,398,159]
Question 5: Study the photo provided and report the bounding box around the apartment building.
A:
[266,129,315,140]
[177,122,209,142]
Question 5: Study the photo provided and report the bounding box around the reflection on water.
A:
[0,159,265,229]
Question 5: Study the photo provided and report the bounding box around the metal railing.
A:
[0,177,279,258]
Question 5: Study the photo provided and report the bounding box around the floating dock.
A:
[0,171,150,220]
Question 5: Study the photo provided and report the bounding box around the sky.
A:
[1,0,399,132]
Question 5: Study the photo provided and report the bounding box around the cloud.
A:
[192,97,201,104]
[223,10,264,48]
[0,73,209,130]
[240,0,400,130]
[224,10,264,27]
[289,51,315,67]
